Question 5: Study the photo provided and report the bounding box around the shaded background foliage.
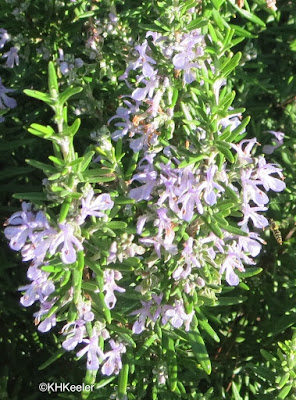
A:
[1,0,296,399]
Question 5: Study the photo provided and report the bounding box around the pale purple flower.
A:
[262,130,284,155]
[133,41,157,77]
[103,269,125,309]
[131,70,159,101]
[173,52,200,84]
[130,294,163,334]
[255,156,286,192]
[29,228,58,264]
[230,138,257,164]
[101,340,126,376]
[218,108,243,133]
[154,208,175,246]
[241,169,269,207]
[34,300,57,332]
[2,46,19,68]
[177,185,204,221]
[109,100,141,141]
[76,327,108,370]
[79,188,114,224]
[162,299,194,331]
[4,203,49,251]
[239,204,269,229]
[0,78,17,109]
[172,30,205,84]
[173,237,201,280]
[62,320,86,351]
[60,61,70,75]
[220,254,240,286]
[137,215,149,234]
[77,300,94,322]
[19,271,55,307]
[201,165,225,206]
[49,223,83,264]
[129,170,158,201]
[0,29,10,49]
[238,229,265,257]
[74,58,84,68]
[140,235,178,258]
[220,243,249,286]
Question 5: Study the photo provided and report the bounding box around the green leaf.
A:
[166,337,178,391]
[213,214,229,227]
[59,86,83,105]
[232,381,243,400]
[187,329,211,375]
[83,370,97,399]
[237,267,262,278]
[217,201,236,211]
[229,24,257,38]
[208,22,218,42]
[216,296,247,306]
[216,141,234,163]
[201,216,223,239]
[38,348,66,370]
[220,52,242,78]
[221,183,240,201]
[154,20,170,32]
[26,159,56,174]
[217,91,236,113]
[64,118,81,137]
[105,221,128,230]
[260,349,280,367]
[181,0,197,13]
[211,0,226,9]
[77,11,95,19]
[187,17,208,31]
[12,192,47,201]
[170,87,179,108]
[222,223,249,237]
[212,9,229,30]
[227,116,251,142]
[41,265,63,273]
[278,373,291,389]
[81,282,99,291]
[0,167,35,180]
[198,319,220,343]
[278,384,293,399]
[24,89,55,105]
[48,61,59,95]
[271,313,296,336]
[48,156,64,166]
[135,334,158,360]
[59,198,71,223]
[231,3,266,27]
[118,363,129,398]
[28,123,56,139]
[138,23,167,33]
[79,151,95,172]
[178,154,205,168]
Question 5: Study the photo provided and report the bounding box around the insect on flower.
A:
[270,219,282,245]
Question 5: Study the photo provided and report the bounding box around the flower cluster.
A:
[106,26,286,332]
[3,189,126,373]
[3,2,287,384]
[0,28,18,122]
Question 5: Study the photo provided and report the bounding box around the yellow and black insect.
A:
[270,219,282,245]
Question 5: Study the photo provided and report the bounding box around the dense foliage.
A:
[1,0,296,399]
